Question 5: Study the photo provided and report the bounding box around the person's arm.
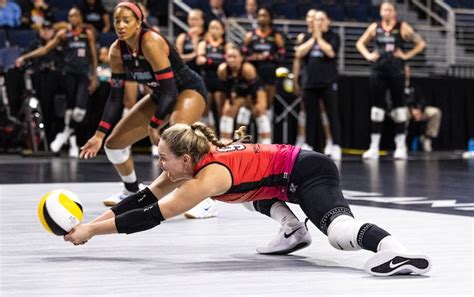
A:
[86,28,99,92]
[316,30,339,58]
[273,32,286,63]
[242,31,258,61]
[356,22,379,62]
[396,22,426,61]
[242,62,265,110]
[64,163,232,244]
[195,40,207,65]
[16,30,64,66]
[175,33,197,63]
[142,33,178,128]
[293,33,305,94]
[295,36,315,59]
[102,12,111,32]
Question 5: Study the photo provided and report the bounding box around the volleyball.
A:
[37,189,83,236]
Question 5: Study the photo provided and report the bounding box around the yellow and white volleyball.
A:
[37,189,83,236]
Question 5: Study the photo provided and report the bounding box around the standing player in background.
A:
[243,7,285,126]
[196,19,227,129]
[78,2,216,219]
[175,9,205,75]
[16,8,98,157]
[217,46,272,144]
[356,0,426,160]
[295,10,342,160]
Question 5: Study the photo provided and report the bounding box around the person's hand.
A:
[64,224,92,245]
[294,80,301,96]
[148,125,161,146]
[80,135,103,159]
[366,51,380,62]
[312,27,322,40]
[393,49,408,61]
[15,56,25,68]
[88,78,98,94]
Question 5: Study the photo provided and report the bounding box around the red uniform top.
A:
[193,144,301,203]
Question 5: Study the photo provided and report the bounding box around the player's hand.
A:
[148,125,161,146]
[366,51,380,62]
[312,27,322,40]
[15,57,25,68]
[80,135,103,159]
[393,49,408,61]
[64,224,92,245]
[88,78,98,94]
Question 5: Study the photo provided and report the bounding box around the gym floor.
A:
[1,152,473,296]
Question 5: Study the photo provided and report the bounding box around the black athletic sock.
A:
[124,181,139,193]
[357,223,390,252]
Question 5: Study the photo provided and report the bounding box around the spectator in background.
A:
[295,10,342,160]
[20,0,54,30]
[206,0,228,24]
[241,0,258,29]
[0,0,21,28]
[79,0,110,33]
[404,64,441,152]
[175,9,205,74]
[136,2,159,32]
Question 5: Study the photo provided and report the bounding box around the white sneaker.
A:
[364,250,432,276]
[103,183,145,207]
[68,135,79,158]
[362,148,379,160]
[184,198,218,219]
[394,146,408,160]
[50,128,72,153]
[421,136,432,152]
[301,143,313,151]
[330,145,342,161]
[151,145,159,157]
[324,140,333,156]
[256,221,312,255]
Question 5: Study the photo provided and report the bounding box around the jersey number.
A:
[385,43,395,52]
[77,48,86,57]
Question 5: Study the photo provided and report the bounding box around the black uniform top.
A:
[182,33,202,73]
[246,29,279,67]
[373,21,405,72]
[63,27,91,75]
[223,64,260,99]
[118,27,188,91]
[202,40,225,73]
[301,29,340,89]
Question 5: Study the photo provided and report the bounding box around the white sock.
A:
[377,235,408,253]
[120,171,137,184]
[394,134,407,150]
[269,201,299,227]
[370,133,381,150]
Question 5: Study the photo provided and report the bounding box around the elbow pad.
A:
[115,202,165,234]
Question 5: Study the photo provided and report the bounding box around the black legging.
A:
[253,150,353,235]
[303,86,342,150]
[64,72,89,110]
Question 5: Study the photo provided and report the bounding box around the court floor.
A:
[0,182,472,296]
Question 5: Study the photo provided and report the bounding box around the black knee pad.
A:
[111,187,158,216]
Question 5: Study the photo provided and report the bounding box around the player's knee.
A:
[72,107,86,123]
[104,145,131,164]
[371,107,385,122]
[390,107,408,123]
[327,215,364,251]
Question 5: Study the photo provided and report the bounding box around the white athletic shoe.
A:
[301,143,313,151]
[103,183,146,207]
[462,151,474,159]
[364,250,432,276]
[151,145,159,158]
[68,136,79,158]
[394,146,408,160]
[324,140,333,156]
[50,128,72,153]
[184,198,218,219]
[257,221,312,255]
[362,148,379,160]
[330,145,342,161]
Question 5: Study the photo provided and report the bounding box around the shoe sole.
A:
[258,241,311,256]
[184,212,218,219]
[364,250,431,276]
[103,201,118,207]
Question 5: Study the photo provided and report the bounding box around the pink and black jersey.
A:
[193,144,301,203]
